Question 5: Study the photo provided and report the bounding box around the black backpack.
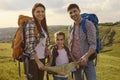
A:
[50,44,72,66]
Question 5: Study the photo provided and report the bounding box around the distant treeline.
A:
[99,21,120,26]
[0,21,120,43]
[0,25,67,43]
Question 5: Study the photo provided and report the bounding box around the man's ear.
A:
[79,9,81,13]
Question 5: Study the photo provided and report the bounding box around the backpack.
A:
[46,44,73,80]
[12,15,39,62]
[50,44,72,66]
[69,13,102,61]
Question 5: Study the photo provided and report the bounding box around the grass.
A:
[0,25,120,80]
[97,52,120,80]
[0,43,120,80]
[0,43,26,80]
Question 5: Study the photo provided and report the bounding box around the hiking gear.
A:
[46,44,73,80]
[81,13,102,60]
[69,13,102,60]
[24,57,33,79]
[12,15,39,78]
[81,13,101,52]
[44,62,78,76]
[50,44,72,66]
[12,15,39,62]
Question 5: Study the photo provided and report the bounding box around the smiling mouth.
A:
[37,16,44,20]
[72,16,77,20]
[38,16,43,18]
[72,14,77,18]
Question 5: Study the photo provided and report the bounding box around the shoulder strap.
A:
[64,45,72,62]
[20,22,27,49]
[50,45,58,66]
[64,45,69,54]
[52,45,58,56]
[69,25,74,33]
[81,19,87,33]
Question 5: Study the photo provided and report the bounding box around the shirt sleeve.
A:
[86,20,96,50]
[25,21,36,56]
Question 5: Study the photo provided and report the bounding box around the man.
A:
[67,4,96,80]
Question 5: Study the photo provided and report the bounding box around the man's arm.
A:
[79,20,96,65]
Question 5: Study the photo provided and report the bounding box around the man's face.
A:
[68,8,80,22]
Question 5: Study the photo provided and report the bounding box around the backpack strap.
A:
[81,19,87,33]
[19,22,27,52]
[50,45,58,66]
[51,44,71,66]
[69,24,74,33]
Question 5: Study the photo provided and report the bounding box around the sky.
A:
[0,0,120,28]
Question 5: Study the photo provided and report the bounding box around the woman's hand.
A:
[32,53,45,70]
[36,61,45,70]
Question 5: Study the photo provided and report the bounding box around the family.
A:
[17,2,97,80]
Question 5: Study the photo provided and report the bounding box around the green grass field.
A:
[0,43,120,80]
[0,25,120,80]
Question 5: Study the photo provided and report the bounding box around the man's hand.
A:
[79,54,88,66]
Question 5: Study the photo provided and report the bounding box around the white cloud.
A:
[0,10,30,27]
[0,0,33,10]
[0,0,120,28]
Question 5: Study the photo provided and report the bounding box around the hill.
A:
[0,22,120,80]
[0,25,68,42]
[0,21,120,42]
[0,27,17,42]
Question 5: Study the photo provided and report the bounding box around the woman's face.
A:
[33,6,45,21]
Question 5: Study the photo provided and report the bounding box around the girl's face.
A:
[55,35,65,48]
[33,6,45,22]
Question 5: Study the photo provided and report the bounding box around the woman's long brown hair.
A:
[32,3,49,37]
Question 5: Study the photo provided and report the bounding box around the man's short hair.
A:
[67,3,80,12]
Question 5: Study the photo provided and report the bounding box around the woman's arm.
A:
[25,21,44,70]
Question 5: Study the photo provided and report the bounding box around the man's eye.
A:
[69,12,72,14]
[74,10,76,13]
[36,11,40,13]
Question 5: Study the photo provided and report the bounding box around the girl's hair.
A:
[54,31,65,39]
[32,3,49,36]
[67,3,80,12]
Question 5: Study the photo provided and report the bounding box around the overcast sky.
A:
[0,0,120,28]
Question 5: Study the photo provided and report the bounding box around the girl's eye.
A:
[57,39,64,41]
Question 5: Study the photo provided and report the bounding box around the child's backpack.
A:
[50,44,71,66]
[69,13,102,61]
[12,15,39,62]
[46,44,73,80]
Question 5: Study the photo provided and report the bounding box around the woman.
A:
[18,3,50,80]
